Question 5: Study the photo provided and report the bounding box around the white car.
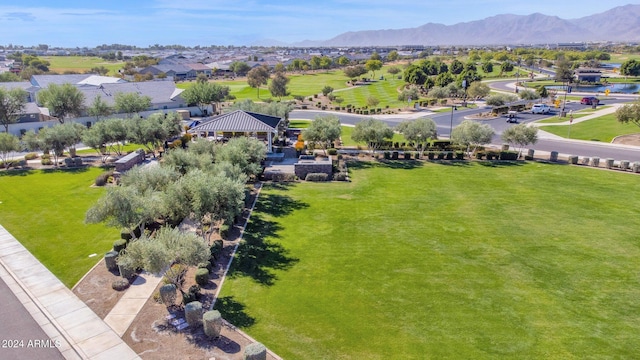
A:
[531,104,551,114]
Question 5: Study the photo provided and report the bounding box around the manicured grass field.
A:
[288,120,406,147]
[0,168,119,287]
[538,113,640,141]
[43,56,124,76]
[218,161,640,359]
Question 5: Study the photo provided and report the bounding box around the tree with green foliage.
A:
[89,66,110,76]
[0,87,28,133]
[303,115,341,155]
[116,227,209,282]
[0,72,21,82]
[337,56,350,66]
[554,58,574,84]
[485,94,518,107]
[449,59,464,75]
[86,182,163,239]
[500,61,514,75]
[620,59,640,77]
[344,65,368,81]
[536,85,549,99]
[181,81,230,115]
[82,118,126,163]
[518,89,539,100]
[319,56,333,71]
[0,132,20,168]
[467,82,490,99]
[215,137,266,179]
[268,71,290,100]
[322,86,334,96]
[387,51,399,62]
[126,112,182,156]
[87,95,112,121]
[452,120,495,158]
[114,92,152,116]
[230,61,251,76]
[481,62,493,73]
[370,52,381,61]
[396,117,437,157]
[615,99,640,128]
[162,148,214,175]
[247,65,269,98]
[387,66,401,75]
[36,83,85,124]
[351,118,394,153]
[501,124,538,158]
[365,59,383,79]
[434,72,455,87]
[404,65,428,85]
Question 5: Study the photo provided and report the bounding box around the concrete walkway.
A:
[0,224,140,360]
[103,272,164,337]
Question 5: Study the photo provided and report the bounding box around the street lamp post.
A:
[449,105,457,138]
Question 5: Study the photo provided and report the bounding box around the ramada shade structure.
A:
[188,110,282,152]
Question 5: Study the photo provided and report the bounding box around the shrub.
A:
[95,170,114,187]
[327,148,338,156]
[183,285,201,305]
[74,157,83,166]
[210,240,224,261]
[195,268,210,286]
[404,152,412,160]
[499,151,519,160]
[185,301,203,327]
[24,152,38,160]
[244,342,267,359]
[446,152,454,160]
[270,173,297,182]
[41,157,53,166]
[113,239,127,253]
[219,223,230,240]
[437,152,445,160]
[334,172,348,181]
[524,155,534,161]
[104,251,118,271]
[305,173,329,182]
[455,151,464,160]
[383,151,391,160]
[198,261,212,272]
[159,283,177,307]
[475,152,485,160]
[112,277,130,291]
[203,310,223,338]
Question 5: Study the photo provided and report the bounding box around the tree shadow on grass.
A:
[230,214,299,286]
[214,296,256,328]
[433,160,473,167]
[0,169,34,177]
[254,192,309,218]
[477,160,525,168]
[347,159,423,170]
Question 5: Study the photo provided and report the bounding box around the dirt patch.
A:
[73,184,279,359]
[612,133,640,146]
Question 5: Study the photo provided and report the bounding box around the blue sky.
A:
[0,1,634,47]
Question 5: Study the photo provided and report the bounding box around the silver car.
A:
[531,104,550,114]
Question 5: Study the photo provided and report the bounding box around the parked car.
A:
[580,96,599,105]
[531,104,551,114]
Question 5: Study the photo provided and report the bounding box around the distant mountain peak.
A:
[284,4,640,47]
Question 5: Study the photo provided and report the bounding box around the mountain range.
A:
[272,4,640,47]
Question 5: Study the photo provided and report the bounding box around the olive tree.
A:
[114,92,152,117]
[501,124,538,158]
[351,118,394,153]
[452,120,495,158]
[616,99,640,128]
[302,115,341,155]
[247,65,269,98]
[126,112,182,156]
[181,81,230,115]
[0,87,28,132]
[396,117,437,157]
[36,83,85,123]
[0,132,20,168]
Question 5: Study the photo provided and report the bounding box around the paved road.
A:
[0,276,65,360]
[291,107,640,162]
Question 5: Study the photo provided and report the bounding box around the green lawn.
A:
[538,113,640,141]
[0,168,119,287]
[217,161,640,359]
[288,120,405,147]
[43,56,124,76]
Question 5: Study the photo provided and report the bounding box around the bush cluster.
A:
[112,277,130,291]
[24,153,38,160]
[195,268,210,286]
[113,239,127,253]
[305,173,329,182]
[182,284,201,305]
[95,170,114,186]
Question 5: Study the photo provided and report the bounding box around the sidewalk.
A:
[530,103,622,127]
[103,272,163,337]
[0,224,140,360]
